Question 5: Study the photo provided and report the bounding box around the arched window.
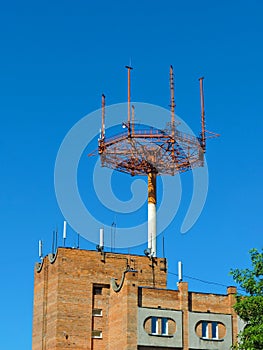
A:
[144,317,176,336]
[196,320,226,340]
[151,317,158,334]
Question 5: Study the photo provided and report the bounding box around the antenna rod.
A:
[38,240,43,259]
[101,94,105,139]
[55,229,58,252]
[63,221,67,247]
[113,222,116,252]
[125,65,133,137]
[178,261,183,282]
[199,77,206,152]
[99,228,104,249]
[52,231,55,255]
[170,65,175,158]
[170,65,175,131]
[162,234,165,258]
[132,105,135,136]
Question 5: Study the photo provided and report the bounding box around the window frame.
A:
[151,316,158,335]
[211,321,218,340]
[161,317,168,335]
[93,286,102,295]
[201,321,208,339]
[91,330,102,339]
[92,308,103,317]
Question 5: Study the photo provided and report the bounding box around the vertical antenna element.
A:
[99,228,104,249]
[63,221,67,247]
[52,231,55,255]
[170,65,175,131]
[111,221,116,252]
[132,105,135,136]
[38,240,43,259]
[101,94,105,139]
[199,77,206,152]
[162,233,165,258]
[170,65,175,159]
[178,261,183,282]
[55,229,58,252]
[125,65,133,137]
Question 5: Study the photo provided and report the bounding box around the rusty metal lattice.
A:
[89,66,218,177]
[98,125,204,176]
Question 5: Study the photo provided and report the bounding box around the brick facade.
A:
[32,248,239,349]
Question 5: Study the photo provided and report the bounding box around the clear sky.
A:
[1,1,263,348]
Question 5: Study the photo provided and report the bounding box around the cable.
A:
[168,271,243,291]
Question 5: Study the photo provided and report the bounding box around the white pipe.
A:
[100,228,104,248]
[148,202,156,257]
[178,261,183,282]
[63,221,67,239]
[38,240,42,259]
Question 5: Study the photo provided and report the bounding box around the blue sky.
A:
[1,1,263,348]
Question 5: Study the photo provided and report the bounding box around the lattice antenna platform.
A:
[90,66,219,257]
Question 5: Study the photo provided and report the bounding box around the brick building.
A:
[32,247,242,349]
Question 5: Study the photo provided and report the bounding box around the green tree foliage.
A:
[230,248,263,350]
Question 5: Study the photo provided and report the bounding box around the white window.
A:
[212,321,218,339]
[92,330,102,339]
[161,318,168,335]
[151,317,158,334]
[92,308,102,317]
[202,321,208,339]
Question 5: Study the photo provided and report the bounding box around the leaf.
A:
[230,248,263,349]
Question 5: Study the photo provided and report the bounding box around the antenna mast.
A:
[90,65,219,257]
[132,105,135,136]
[52,230,55,255]
[170,65,176,159]
[63,221,67,247]
[170,65,175,133]
[148,171,157,257]
[38,240,43,260]
[178,261,183,282]
[101,94,105,139]
[199,77,206,152]
[125,65,133,137]
[97,228,104,252]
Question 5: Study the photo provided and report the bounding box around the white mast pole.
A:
[148,172,157,257]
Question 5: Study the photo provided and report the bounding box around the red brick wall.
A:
[32,249,237,350]
[32,248,167,350]
[32,257,59,350]
[140,288,180,309]
[139,282,238,350]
